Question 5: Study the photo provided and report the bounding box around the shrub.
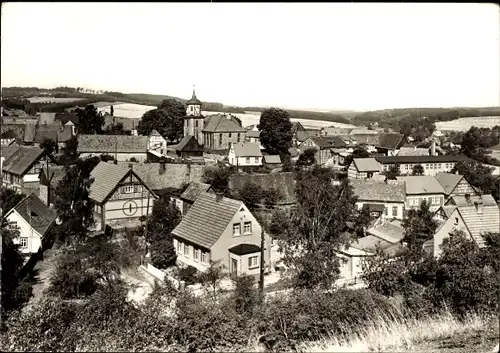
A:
[49,252,98,299]
[232,274,259,316]
[150,237,177,269]
[178,265,199,286]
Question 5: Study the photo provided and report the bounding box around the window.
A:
[184,244,190,257]
[454,217,459,225]
[219,133,222,146]
[237,133,240,143]
[244,221,252,234]
[229,132,232,138]
[194,249,200,262]
[122,185,134,194]
[432,197,439,205]
[384,206,388,216]
[246,157,250,164]
[177,241,182,253]
[248,256,259,269]
[254,157,258,163]
[392,206,398,217]
[20,237,28,248]
[233,223,241,236]
[201,252,207,264]
[190,105,194,112]
[195,120,198,128]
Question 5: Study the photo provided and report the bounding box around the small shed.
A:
[175,135,203,158]
[263,155,282,168]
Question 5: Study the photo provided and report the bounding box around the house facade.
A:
[376,155,470,176]
[347,158,382,180]
[396,175,446,212]
[202,114,247,151]
[89,161,157,231]
[4,193,57,255]
[434,172,478,202]
[148,130,167,155]
[1,146,45,194]
[175,135,204,159]
[228,142,263,167]
[172,193,272,275]
[350,179,406,220]
[299,136,337,165]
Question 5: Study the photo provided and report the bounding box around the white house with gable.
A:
[228,142,263,167]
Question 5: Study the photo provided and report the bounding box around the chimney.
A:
[215,192,224,202]
[474,201,483,213]
[464,193,471,205]
[430,139,436,156]
[128,163,133,170]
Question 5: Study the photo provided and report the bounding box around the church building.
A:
[183,88,205,145]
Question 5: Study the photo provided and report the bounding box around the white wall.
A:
[79,152,147,162]
[356,201,404,220]
[6,209,43,254]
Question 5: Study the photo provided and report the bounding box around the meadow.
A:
[436,116,500,131]
[26,97,87,103]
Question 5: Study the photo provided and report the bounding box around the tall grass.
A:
[287,310,497,353]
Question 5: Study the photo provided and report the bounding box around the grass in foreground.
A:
[249,310,499,353]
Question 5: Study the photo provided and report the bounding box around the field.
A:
[26,97,88,103]
[436,116,500,131]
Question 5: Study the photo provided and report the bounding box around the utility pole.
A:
[143,191,151,264]
[259,219,265,302]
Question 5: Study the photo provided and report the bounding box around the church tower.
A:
[184,87,205,145]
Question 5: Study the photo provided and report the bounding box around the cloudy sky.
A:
[1,3,499,111]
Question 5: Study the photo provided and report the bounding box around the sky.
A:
[1,3,499,111]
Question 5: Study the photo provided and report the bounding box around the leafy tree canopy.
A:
[258,108,293,156]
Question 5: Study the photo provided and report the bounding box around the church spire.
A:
[186,85,202,106]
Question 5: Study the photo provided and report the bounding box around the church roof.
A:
[186,88,202,105]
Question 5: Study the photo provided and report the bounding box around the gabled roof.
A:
[202,114,246,133]
[10,193,57,237]
[172,193,244,249]
[54,113,79,125]
[149,129,161,137]
[77,134,148,154]
[57,125,73,142]
[434,172,464,195]
[351,134,380,146]
[350,179,406,203]
[307,136,337,149]
[89,161,132,203]
[378,133,405,149]
[367,219,405,244]
[229,172,296,205]
[376,154,470,164]
[453,199,499,247]
[2,146,44,175]
[396,176,445,195]
[127,162,203,190]
[349,128,378,135]
[397,147,430,156]
[233,142,262,157]
[263,155,281,164]
[34,124,61,143]
[1,130,18,139]
[1,146,20,161]
[180,182,212,203]
[296,130,321,142]
[323,127,353,136]
[439,205,457,218]
[352,158,380,172]
[176,135,203,152]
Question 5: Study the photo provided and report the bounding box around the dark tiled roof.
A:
[54,113,79,125]
[172,193,243,249]
[263,155,281,164]
[378,133,405,149]
[40,165,66,188]
[38,113,57,125]
[229,243,260,255]
[186,89,202,105]
[57,126,73,142]
[323,127,353,136]
[12,193,57,237]
[1,130,18,139]
[1,146,19,160]
[376,154,470,164]
[350,179,406,203]
[176,135,203,152]
[351,134,380,146]
[2,146,44,175]
[78,134,148,154]
[450,194,497,207]
[455,196,499,247]
[435,172,464,195]
[367,220,405,243]
[234,142,262,157]
[309,136,337,149]
[203,114,246,133]
[89,161,131,203]
[180,182,212,203]
[229,172,296,205]
[396,176,445,195]
[34,124,61,143]
[103,116,139,131]
[349,128,379,135]
[129,162,203,190]
[296,130,321,142]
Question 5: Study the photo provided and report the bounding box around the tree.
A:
[137,99,185,142]
[295,148,316,170]
[270,166,357,289]
[202,164,235,196]
[54,156,99,242]
[412,164,424,176]
[398,116,435,142]
[1,219,33,324]
[236,182,264,211]
[40,138,58,159]
[402,200,438,259]
[452,160,496,195]
[104,122,131,135]
[384,164,400,180]
[146,194,181,269]
[197,260,228,302]
[1,187,25,215]
[258,108,293,156]
[75,105,105,134]
[232,274,259,316]
[353,204,371,238]
[57,135,79,165]
[460,126,498,162]
[344,146,370,168]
